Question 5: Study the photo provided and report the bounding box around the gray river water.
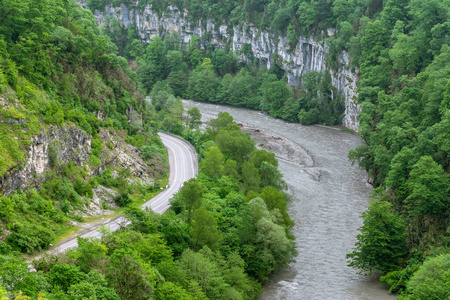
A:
[183,100,397,300]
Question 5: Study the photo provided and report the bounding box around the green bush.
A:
[75,179,94,198]
[114,193,132,207]
[91,138,103,158]
[97,169,118,188]
[7,223,55,253]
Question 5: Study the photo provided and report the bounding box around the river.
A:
[183,100,396,300]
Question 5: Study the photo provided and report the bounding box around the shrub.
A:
[114,193,132,207]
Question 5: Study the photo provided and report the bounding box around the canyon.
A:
[77,0,361,131]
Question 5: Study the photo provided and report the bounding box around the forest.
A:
[90,0,450,298]
[0,0,449,298]
[0,0,295,299]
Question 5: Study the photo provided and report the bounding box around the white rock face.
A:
[77,0,360,131]
[0,125,92,194]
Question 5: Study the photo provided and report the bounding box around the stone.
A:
[0,125,91,194]
[76,0,360,131]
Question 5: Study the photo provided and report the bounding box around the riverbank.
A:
[183,99,396,300]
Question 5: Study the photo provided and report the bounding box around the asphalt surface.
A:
[47,132,197,254]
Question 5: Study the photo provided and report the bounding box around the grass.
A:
[53,226,80,246]
[82,211,121,223]
[340,127,356,134]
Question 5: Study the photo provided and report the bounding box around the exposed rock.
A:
[0,125,91,194]
[0,125,157,196]
[242,126,314,167]
[82,185,118,217]
[96,128,155,186]
[242,125,325,182]
[76,0,360,131]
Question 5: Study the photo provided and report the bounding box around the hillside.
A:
[1,0,449,298]
[0,0,170,252]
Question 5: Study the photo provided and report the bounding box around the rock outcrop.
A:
[0,125,91,194]
[0,126,156,195]
[77,0,360,131]
[96,128,156,186]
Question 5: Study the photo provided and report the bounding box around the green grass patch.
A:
[52,225,80,246]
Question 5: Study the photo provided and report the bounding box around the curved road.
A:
[48,132,197,254]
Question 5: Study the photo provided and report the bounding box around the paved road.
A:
[48,132,197,254]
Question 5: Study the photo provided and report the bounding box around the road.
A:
[48,132,197,254]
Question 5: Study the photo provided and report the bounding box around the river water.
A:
[183,100,396,300]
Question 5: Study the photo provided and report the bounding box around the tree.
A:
[241,162,260,194]
[212,49,237,76]
[177,249,226,298]
[191,207,222,251]
[107,250,153,300]
[48,264,85,292]
[207,112,239,138]
[261,80,291,117]
[297,1,319,35]
[259,186,292,226]
[215,129,255,163]
[405,156,449,216]
[165,50,183,73]
[159,212,191,257]
[187,107,202,129]
[72,237,108,273]
[259,161,286,190]
[187,36,203,68]
[67,282,97,300]
[188,58,220,102]
[244,198,296,281]
[156,282,193,300]
[178,178,204,225]
[152,90,176,112]
[226,70,258,107]
[201,147,224,177]
[146,36,165,76]
[0,255,29,292]
[347,200,408,275]
[404,254,450,300]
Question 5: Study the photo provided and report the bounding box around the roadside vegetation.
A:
[0,112,296,300]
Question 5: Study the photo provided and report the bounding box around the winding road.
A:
[48,132,197,254]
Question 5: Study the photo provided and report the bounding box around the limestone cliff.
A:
[77,0,360,131]
[0,125,91,194]
[0,125,156,197]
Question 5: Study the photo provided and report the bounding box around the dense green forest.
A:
[115,32,345,125]
[88,0,450,298]
[0,1,296,299]
[1,0,450,298]
[90,2,346,125]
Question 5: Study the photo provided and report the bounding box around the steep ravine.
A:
[77,0,361,131]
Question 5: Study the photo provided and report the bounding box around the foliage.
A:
[127,26,344,126]
[401,254,450,300]
[347,199,408,275]
[0,0,171,259]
